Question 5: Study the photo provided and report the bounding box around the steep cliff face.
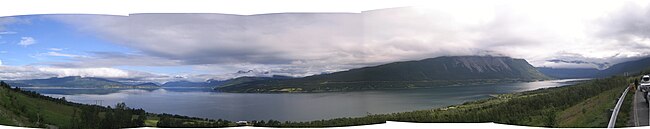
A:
[453,56,514,73]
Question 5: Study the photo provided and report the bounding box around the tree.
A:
[80,107,100,129]
[100,111,117,129]
[0,81,10,89]
[134,114,146,127]
[115,102,127,110]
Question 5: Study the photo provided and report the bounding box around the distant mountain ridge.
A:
[6,76,159,88]
[536,67,600,79]
[537,57,650,79]
[216,75,294,88]
[216,56,550,93]
[13,56,647,91]
[4,75,295,89]
[161,80,210,87]
[596,57,650,77]
[161,75,294,88]
[134,82,160,87]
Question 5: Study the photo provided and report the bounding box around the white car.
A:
[640,75,650,92]
[639,75,650,103]
[642,83,650,92]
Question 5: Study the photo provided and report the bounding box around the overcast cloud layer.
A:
[1,1,650,82]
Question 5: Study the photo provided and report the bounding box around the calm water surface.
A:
[23,79,586,122]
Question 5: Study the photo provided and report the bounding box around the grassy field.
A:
[555,84,632,127]
[144,116,160,126]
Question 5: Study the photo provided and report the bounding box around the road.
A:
[631,89,649,127]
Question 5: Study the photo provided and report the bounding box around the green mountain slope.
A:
[304,56,548,81]
[217,56,550,93]
[0,82,78,128]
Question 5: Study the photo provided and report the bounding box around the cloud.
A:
[0,17,24,31]
[0,31,14,39]
[0,66,132,80]
[0,17,29,35]
[546,59,610,69]
[49,3,648,70]
[37,67,130,78]
[45,52,182,68]
[44,52,84,58]
[29,51,87,60]
[530,1,650,69]
[48,48,64,51]
[8,1,644,81]
[596,2,650,41]
[17,37,36,46]
[50,14,363,65]
[0,31,16,34]
[0,60,3,65]
[48,14,369,77]
[0,65,184,83]
[0,66,57,80]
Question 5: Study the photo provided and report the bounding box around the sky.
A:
[1,0,650,83]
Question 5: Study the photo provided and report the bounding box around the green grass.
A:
[144,119,159,126]
[555,86,624,127]
[0,86,79,128]
[618,87,634,127]
[0,105,30,126]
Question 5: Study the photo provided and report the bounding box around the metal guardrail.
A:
[608,86,630,128]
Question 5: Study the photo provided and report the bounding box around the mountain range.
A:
[216,56,551,93]
[538,57,650,79]
[6,76,160,88]
[536,67,600,79]
[3,74,295,89]
[6,56,649,92]
[161,75,293,87]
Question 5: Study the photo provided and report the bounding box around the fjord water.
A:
[25,79,584,122]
